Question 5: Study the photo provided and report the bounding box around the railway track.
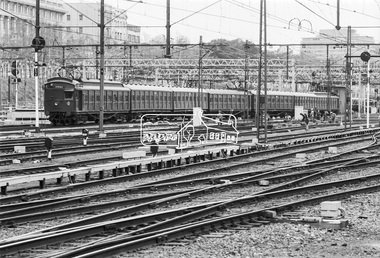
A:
[0,130,379,257]
[1,127,378,196]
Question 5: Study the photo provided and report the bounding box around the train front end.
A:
[44,77,77,125]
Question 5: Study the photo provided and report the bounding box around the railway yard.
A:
[0,117,379,258]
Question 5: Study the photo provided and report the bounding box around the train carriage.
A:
[172,87,208,112]
[79,80,130,122]
[44,76,341,125]
[208,89,249,116]
[44,77,80,125]
[126,84,173,114]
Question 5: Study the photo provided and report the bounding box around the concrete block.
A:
[168,148,176,155]
[260,210,277,218]
[296,153,306,159]
[99,133,107,138]
[328,147,338,154]
[122,150,146,159]
[259,180,270,186]
[300,216,322,222]
[12,159,21,164]
[252,138,258,144]
[321,201,342,218]
[14,146,26,153]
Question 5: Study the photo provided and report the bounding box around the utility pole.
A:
[256,0,265,141]
[263,0,268,143]
[165,0,171,58]
[99,0,105,136]
[35,0,40,132]
[32,0,45,132]
[198,36,203,108]
[345,26,352,130]
[326,45,331,112]
[244,41,249,120]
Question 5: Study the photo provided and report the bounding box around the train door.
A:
[89,91,94,111]
[141,91,146,110]
[137,91,142,110]
[107,91,113,111]
[209,94,215,110]
[117,91,121,110]
[113,92,118,110]
[146,91,151,109]
[103,91,107,111]
[159,91,164,110]
[95,91,100,111]
[82,91,88,111]
[124,91,132,110]
[76,90,83,111]
[165,92,169,109]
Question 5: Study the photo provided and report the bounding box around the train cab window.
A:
[64,91,73,99]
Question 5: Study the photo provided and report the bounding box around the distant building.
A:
[0,0,140,47]
[62,2,140,45]
[0,0,66,46]
[300,29,376,65]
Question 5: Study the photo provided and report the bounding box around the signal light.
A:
[11,60,17,76]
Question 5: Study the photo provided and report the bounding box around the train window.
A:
[141,93,145,101]
[114,93,118,102]
[64,91,73,99]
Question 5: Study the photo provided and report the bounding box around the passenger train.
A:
[44,77,340,125]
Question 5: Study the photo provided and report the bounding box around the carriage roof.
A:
[207,89,247,95]
[125,84,173,92]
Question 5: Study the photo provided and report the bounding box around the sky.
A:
[67,0,380,47]
[115,0,380,44]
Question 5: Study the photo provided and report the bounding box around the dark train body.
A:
[44,77,339,125]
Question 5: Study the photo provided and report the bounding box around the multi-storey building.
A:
[300,29,376,65]
[0,0,66,47]
[62,2,140,45]
[0,0,140,47]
